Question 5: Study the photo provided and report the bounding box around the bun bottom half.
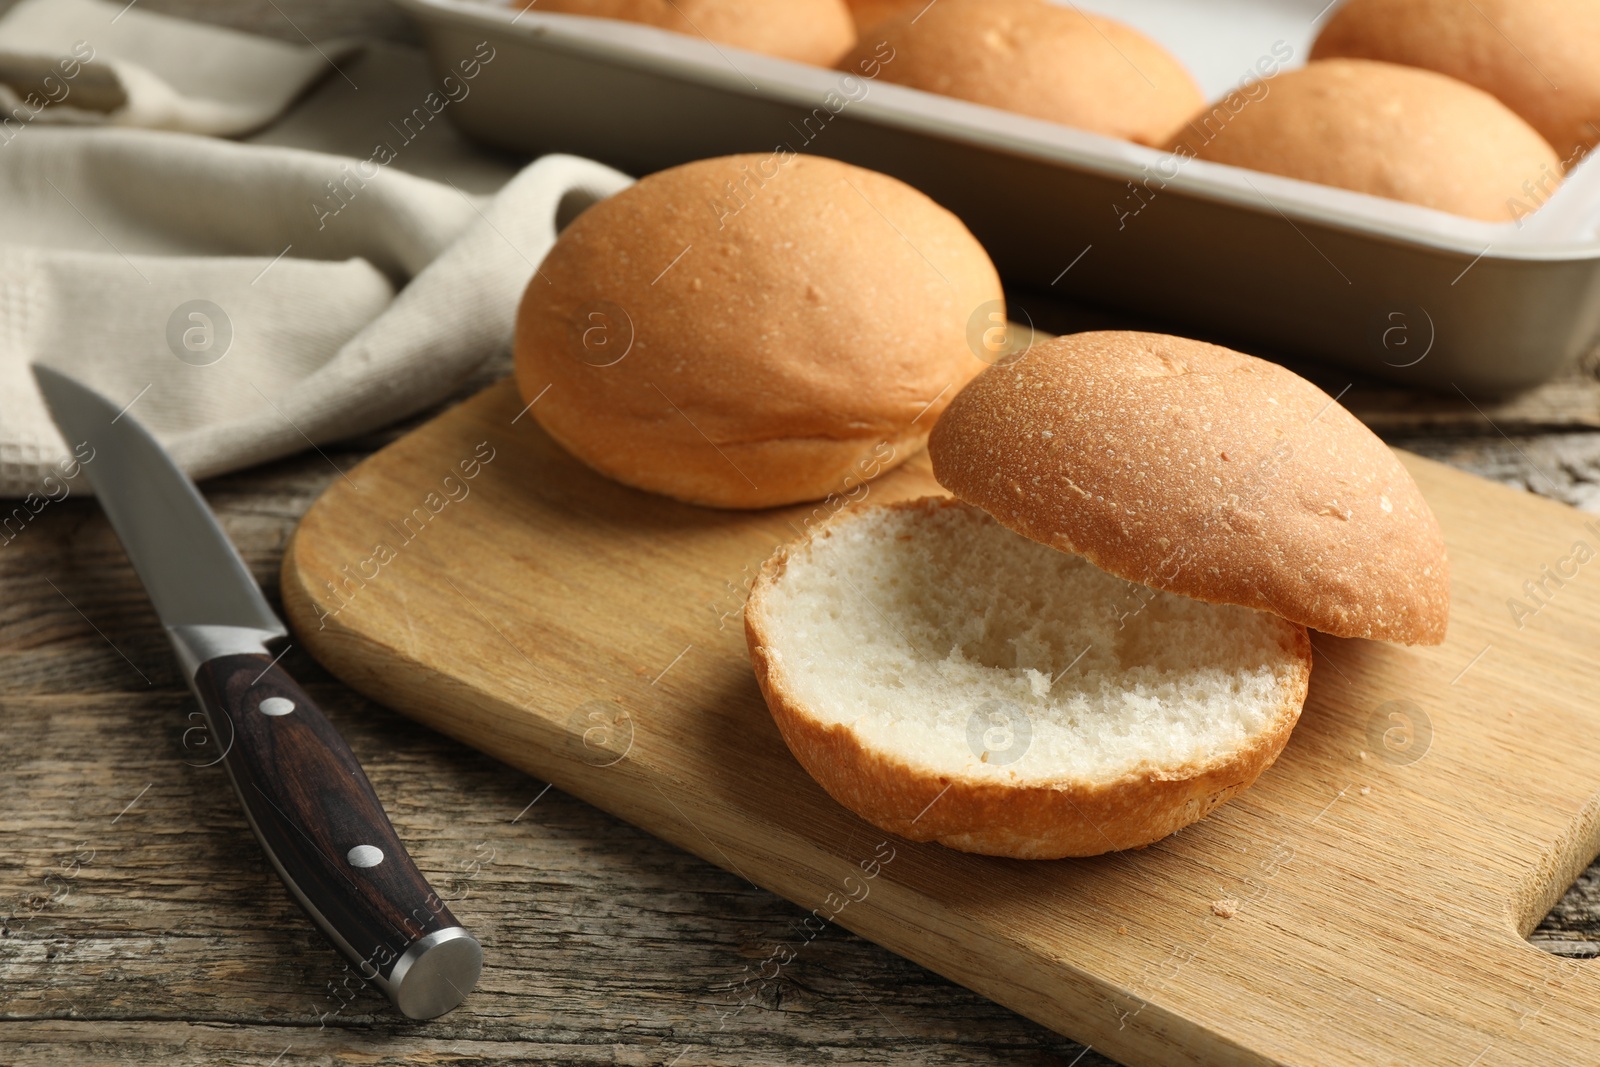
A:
[745,497,1311,859]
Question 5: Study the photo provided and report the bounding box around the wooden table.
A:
[5,3,1600,1064]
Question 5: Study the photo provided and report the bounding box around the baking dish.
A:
[396,0,1600,393]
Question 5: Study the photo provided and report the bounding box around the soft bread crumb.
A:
[758,498,1307,783]
[1211,898,1239,919]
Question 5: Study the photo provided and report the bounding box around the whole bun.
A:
[1313,0,1600,161]
[839,0,1204,146]
[1166,59,1562,223]
[522,0,857,66]
[928,331,1451,645]
[514,154,1002,509]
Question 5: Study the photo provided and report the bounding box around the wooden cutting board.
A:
[282,379,1600,1067]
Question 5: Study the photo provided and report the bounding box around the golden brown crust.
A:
[524,0,857,66]
[513,154,1001,509]
[1166,58,1562,223]
[744,497,1311,860]
[928,332,1451,645]
[840,0,1204,146]
[1312,0,1600,162]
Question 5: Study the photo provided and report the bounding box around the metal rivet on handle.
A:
[347,845,384,868]
[259,697,295,717]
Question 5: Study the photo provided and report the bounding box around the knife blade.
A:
[32,365,482,1021]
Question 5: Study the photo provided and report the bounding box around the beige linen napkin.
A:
[0,0,634,498]
[0,0,358,135]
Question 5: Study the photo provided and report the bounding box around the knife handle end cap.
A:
[391,926,483,1020]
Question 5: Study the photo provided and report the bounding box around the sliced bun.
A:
[1313,0,1600,161]
[745,497,1311,859]
[928,331,1450,645]
[514,154,1001,509]
[840,0,1204,146]
[522,0,857,66]
[1166,58,1561,223]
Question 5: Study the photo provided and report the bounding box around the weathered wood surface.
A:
[5,1,1600,1064]
[0,352,1118,1067]
[8,350,1600,1067]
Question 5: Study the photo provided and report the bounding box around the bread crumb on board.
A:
[1211,898,1239,919]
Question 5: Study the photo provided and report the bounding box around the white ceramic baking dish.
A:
[396,0,1600,393]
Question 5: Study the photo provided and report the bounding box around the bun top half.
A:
[928,331,1450,645]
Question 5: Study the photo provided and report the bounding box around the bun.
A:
[513,154,1001,509]
[522,0,857,66]
[1313,0,1600,161]
[839,0,1204,146]
[928,331,1450,645]
[1166,58,1562,223]
[745,497,1311,859]
[842,0,920,35]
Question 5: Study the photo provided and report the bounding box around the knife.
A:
[32,365,482,1021]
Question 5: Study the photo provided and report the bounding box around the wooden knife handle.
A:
[192,652,482,1020]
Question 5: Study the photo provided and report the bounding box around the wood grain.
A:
[281,378,1600,1067]
[0,357,1110,1066]
[7,352,1600,1066]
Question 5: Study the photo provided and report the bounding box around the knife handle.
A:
[191,652,482,1020]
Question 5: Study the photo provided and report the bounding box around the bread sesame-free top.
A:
[929,331,1451,644]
